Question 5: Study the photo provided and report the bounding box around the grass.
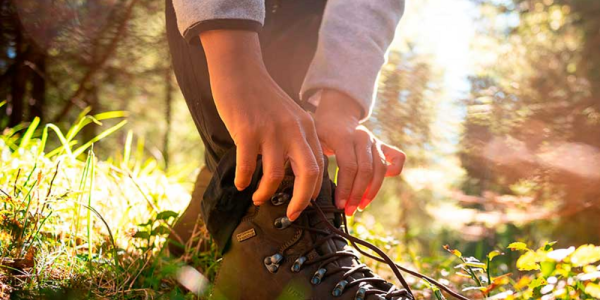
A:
[1,110,599,299]
[0,110,218,299]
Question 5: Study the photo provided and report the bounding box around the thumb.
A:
[381,143,406,177]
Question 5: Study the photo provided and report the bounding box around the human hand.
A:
[200,30,324,221]
[313,89,406,216]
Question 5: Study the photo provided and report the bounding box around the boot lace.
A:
[282,200,470,300]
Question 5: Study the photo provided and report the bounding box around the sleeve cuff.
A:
[183,19,263,45]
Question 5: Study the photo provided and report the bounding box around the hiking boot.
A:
[212,169,415,300]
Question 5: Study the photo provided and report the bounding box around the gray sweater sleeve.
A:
[300,0,405,121]
[172,0,265,44]
[172,0,404,120]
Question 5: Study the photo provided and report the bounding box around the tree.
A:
[461,0,600,243]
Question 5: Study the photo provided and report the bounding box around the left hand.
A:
[313,89,406,216]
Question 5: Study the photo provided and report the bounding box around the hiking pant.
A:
[166,0,326,251]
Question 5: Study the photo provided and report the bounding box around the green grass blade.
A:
[45,141,78,158]
[87,146,96,268]
[123,130,133,169]
[72,120,127,158]
[74,147,93,240]
[19,117,40,150]
[45,124,73,157]
[94,111,128,121]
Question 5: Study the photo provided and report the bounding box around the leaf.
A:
[491,273,512,285]
[132,231,150,239]
[462,286,486,292]
[542,241,557,251]
[137,219,154,227]
[528,277,547,289]
[151,225,171,236]
[585,283,600,298]
[464,261,487,270]
[72,120,127,157]
[19,117,40,150]
[156,210,179,221]
[516,251,541,271]
[443,245,462,258]
[508,242,529,251]
[540,261,556,278]
[570,244,600,267]
[487,250,504,261]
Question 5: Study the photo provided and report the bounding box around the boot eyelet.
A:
[332,280,349,297]
[270,192,290,206]
[274,217,291,229]
[291,256,307,272]
[264,253,283,273]
[355,286,367,300]
[311,268,327,285]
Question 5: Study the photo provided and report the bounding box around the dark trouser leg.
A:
[165,0,326,251]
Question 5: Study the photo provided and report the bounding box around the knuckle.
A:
[299,113,314,126]
[317,156,325,168]
[302,166,320,178]
[279,117,300,130]
[358,162,374,175]
[342,162,359,174]
[264,170,285,182]
[237,163,255,175]
[338,186,352,196]
[349,193,363,202]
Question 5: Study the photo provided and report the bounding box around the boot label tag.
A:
[236,228,256,242]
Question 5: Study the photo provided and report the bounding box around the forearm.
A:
[200,30,266,91]
[173,0,265,44]
[301,0,405,121]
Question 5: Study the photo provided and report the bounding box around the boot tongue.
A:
[306,179,352,262]
[311,180,338,226]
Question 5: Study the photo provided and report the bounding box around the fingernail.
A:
[288,210,301,221]
[358,198,372,211]
[338,199,347,209]
[345,205,358,216]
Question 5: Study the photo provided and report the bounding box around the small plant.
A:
[444,242,600,299]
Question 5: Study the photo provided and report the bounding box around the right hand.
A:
[200,30,324,221]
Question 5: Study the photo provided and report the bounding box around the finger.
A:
[359,142,387,210]
[333,141,358,210]
[287,141,320,221]
[306,127,324,200]
[252,141,285,205]
[381,143,406,177]
[235,138,259,191]
[346,132,373,216]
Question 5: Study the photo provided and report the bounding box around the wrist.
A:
[315,89,362,125]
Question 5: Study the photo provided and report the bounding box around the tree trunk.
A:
[29,49,46,121]
[8,30,28,128]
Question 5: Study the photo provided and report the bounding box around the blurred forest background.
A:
[1,0,600,298]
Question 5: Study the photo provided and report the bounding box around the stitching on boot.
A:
[279,228,303,254]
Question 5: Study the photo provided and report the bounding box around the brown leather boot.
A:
[212,172,415,300]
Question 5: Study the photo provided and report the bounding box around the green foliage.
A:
[0,112,211,299]
[444,241,600,299]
